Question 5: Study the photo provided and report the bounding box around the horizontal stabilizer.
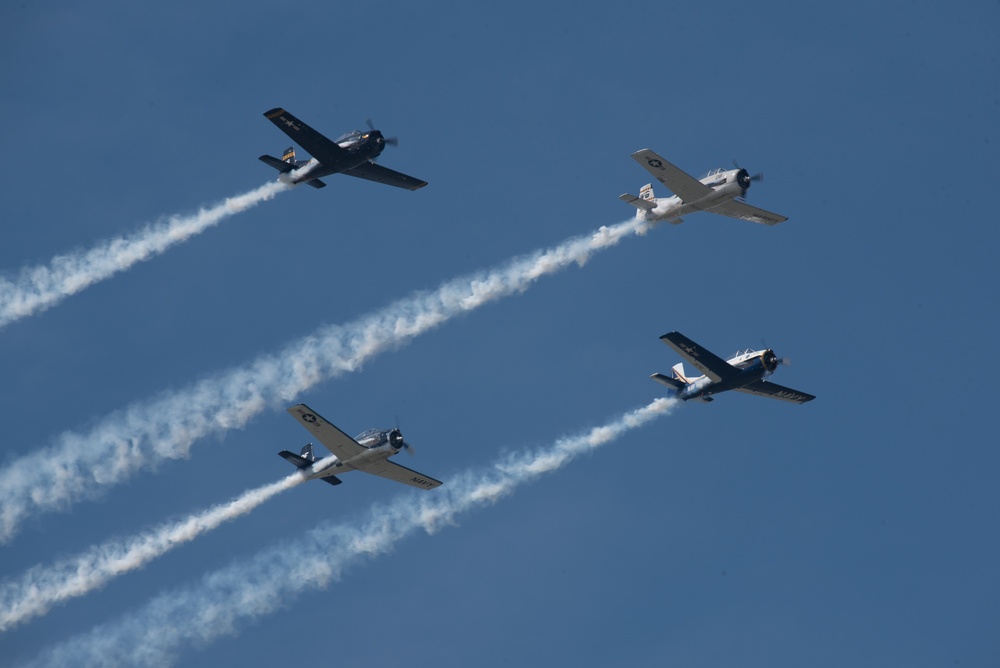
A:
[319,475,343,486]
[305,178,327,189]
[619,193,656,211]
[650,372,685,390]
[278,450,312,469]
[259,154,296,174]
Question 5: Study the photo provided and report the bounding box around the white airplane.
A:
[652,331,814,404]
[279,403,442,490]
[620,149,787,225]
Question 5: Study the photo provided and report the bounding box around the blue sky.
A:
[1,1,998,665]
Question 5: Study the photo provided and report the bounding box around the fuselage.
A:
[677,348,779,401]
[306,427,404,481]
[282,131,387,184]
[645,168,748,222]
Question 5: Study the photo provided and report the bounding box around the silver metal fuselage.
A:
[306,429,401,481]
[645,171,743,222]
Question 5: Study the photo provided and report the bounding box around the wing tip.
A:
[264,107,286,119]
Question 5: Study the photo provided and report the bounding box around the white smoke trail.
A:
[0,472,306,632]
[0,180,289,330]
[25,397,677,668]
[0,217,650,543]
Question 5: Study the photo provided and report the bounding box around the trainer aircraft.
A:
[279,404,442,490]
[620,149,786,225]
[652,331,814,404]
[259,108,427,190]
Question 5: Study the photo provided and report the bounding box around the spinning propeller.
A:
[366,118,399,147]
[759,339,791,370]
[389,418,416,456]
[733,160,763,195]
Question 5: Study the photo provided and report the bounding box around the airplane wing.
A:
[355,458,443,490]
[659,332,736,383]
[709,199,788,225]
[631,149,713,203]
[286,404,366,461]
[734,380,815,404]
[263,108,349,165]
[342,162,428,191]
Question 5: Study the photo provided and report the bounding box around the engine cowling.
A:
[388,428,404,449]
[762,349,779,372]
[737,168,752,192]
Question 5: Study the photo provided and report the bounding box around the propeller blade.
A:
[365,118,375,131]
[402,441,416,456]
[750,172,763,182]
[384,136,399,147]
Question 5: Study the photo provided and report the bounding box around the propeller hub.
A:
[388,428,404,449]
[737,168,751,191]
[762,349,779,372]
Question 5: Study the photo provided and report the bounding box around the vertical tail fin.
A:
[300,443,316,462]
[282,146,297,163]
[635,184,657,221]
[672,362,690,384]
[639,183,655,203]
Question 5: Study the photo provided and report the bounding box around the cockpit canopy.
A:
[335,130,371,147]
[354,428,386,446]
